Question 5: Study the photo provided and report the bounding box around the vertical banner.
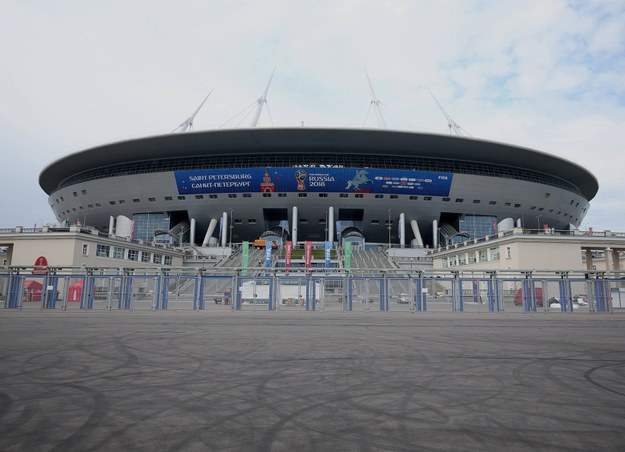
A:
[285,241,293,272]
[324,241,331,270]
[241,241,249,276]
[264,241,273,269]
[344,242,352,270]
[304,241,313,273]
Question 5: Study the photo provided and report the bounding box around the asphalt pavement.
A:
[1,309,624,451]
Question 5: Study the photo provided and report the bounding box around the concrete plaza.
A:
[1,310,624,451]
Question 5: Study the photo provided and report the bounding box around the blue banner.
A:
[175,167,453,196]
[325,241,331,269]
[264,241,272,269]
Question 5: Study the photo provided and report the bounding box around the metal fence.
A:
[1,266,622,314]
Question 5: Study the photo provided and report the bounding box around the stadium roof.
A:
[39,127,598,200]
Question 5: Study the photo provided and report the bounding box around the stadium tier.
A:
[39,127,597,248]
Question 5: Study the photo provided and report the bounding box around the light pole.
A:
[229,209,233,248]
[387,209,391,249]
[325,210,328,242]
[536,215,541,230]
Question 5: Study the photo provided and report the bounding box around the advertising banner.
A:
[324,241,331,270]
[241,241,249,276]
[285,241,292,272]
[344,242,352,270]
[264,241,272,269]
[304,241,313,272]
[175,167,453,196]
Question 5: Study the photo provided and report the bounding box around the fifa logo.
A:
[295,170,307,191]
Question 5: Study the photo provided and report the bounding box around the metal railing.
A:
[1,265,621,314]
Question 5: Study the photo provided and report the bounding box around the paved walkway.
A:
[1,310,624,451]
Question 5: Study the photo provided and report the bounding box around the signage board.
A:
[32,256,48,275]
[175,167,453,197]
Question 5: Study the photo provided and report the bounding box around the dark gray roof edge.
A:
[39,127,599,200]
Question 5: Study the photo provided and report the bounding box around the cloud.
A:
[0,0,623,231]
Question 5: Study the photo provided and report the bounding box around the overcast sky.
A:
[1,0,623,231]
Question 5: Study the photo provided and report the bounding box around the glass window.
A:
[153,254,162,264]
[113,247,125,259]
[132,213,170,243]
[490,247,500,261]
[141,252,151,263]
[96,244,110,257]
[82,243,89,256]
[479,249,487,262]
[164,256,172,265]
[128,249,138,261]
[458,215,498,240]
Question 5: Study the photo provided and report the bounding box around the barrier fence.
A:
[1,266,622,314]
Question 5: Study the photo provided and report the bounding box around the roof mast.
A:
[428,89,470,137]
[364,67,387,128]
[172,89,214,133]
[249,67,276,127]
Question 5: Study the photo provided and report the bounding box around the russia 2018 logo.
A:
[295,170,307,191]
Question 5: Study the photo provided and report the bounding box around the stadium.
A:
[39,126,598,250]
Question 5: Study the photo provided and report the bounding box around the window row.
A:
[94,244,172,265]
[58,154,581,196]
[441,247,504,268]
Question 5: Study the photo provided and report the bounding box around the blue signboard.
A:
[175,167,453,196]
[324,241,331,269]
[264,241,272,269]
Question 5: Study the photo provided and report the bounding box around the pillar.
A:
[109,216,115,236]
[328,206,334,245]
[292,206,298,246]
[585,249,593,271]
[399,213,406,248]
[612,249,621,271]
[410,220,424,248]
[433,219,438,249]
[221,212,228,248]
[190,218,196,245]
[201,218,218,247]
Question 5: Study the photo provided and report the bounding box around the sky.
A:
[1,0,624,231]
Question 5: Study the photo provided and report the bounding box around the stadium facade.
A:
[39,127,598,249]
